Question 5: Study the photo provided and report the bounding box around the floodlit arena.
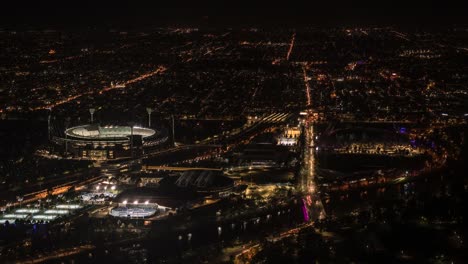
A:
[65,125,156,142]
[55,124,168,160]
[109,206,158,218]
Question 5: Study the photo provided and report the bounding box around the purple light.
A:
[301,198,310,222]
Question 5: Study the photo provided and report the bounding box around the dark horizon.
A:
[2,2,468,29]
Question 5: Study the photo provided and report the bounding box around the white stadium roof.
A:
[65,125,156,140]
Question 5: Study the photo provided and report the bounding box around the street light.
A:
[133,200,138,205]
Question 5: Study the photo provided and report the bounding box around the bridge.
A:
[142,165,223,172]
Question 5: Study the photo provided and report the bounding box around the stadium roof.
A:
[65,124,156,140]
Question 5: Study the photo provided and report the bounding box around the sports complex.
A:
[54,124,168,160]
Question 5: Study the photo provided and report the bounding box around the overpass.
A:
[142,165,223,172]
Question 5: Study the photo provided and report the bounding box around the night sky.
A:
[1,1,467,29]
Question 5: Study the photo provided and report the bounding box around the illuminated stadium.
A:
[109,207,157,218]
[65,125,156,142]
[55,124,168,160]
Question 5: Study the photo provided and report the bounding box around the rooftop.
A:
[65,124,156,140]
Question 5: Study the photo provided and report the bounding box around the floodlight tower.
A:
[128,121,135,158]
[65,117,70,154]
[89,108,95,123]
[146,108,153,128]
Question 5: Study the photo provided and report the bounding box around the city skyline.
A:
[0,5,467,264]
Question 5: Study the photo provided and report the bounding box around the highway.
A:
[142,165,222,171]
[300,116,326,221]
[17,245,95,264]
[230,113,328,263]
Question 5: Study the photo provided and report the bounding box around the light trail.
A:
[391,30,410,41]
[235,222,315,262]
[302,63,312,106]
[123,66,167,85]
[203,46,224,56]
[32,93,85,111]
[297,112,326,221]
[31,66,167,111]
[39,55,83,64]
[286,32,296,60]
[245,85,262,114]
[143,165,222,171]
[17,245,95,263]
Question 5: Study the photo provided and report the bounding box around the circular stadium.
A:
[65,124,156,142]
[54,124,168,160]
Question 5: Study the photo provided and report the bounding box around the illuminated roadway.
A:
[299,63,325,220]
[286,32,296,61]
[300,115,326,221]
[233,113,327,263]
[301,63,312,106]
[142,165,222,171]
[31,66,167,111]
